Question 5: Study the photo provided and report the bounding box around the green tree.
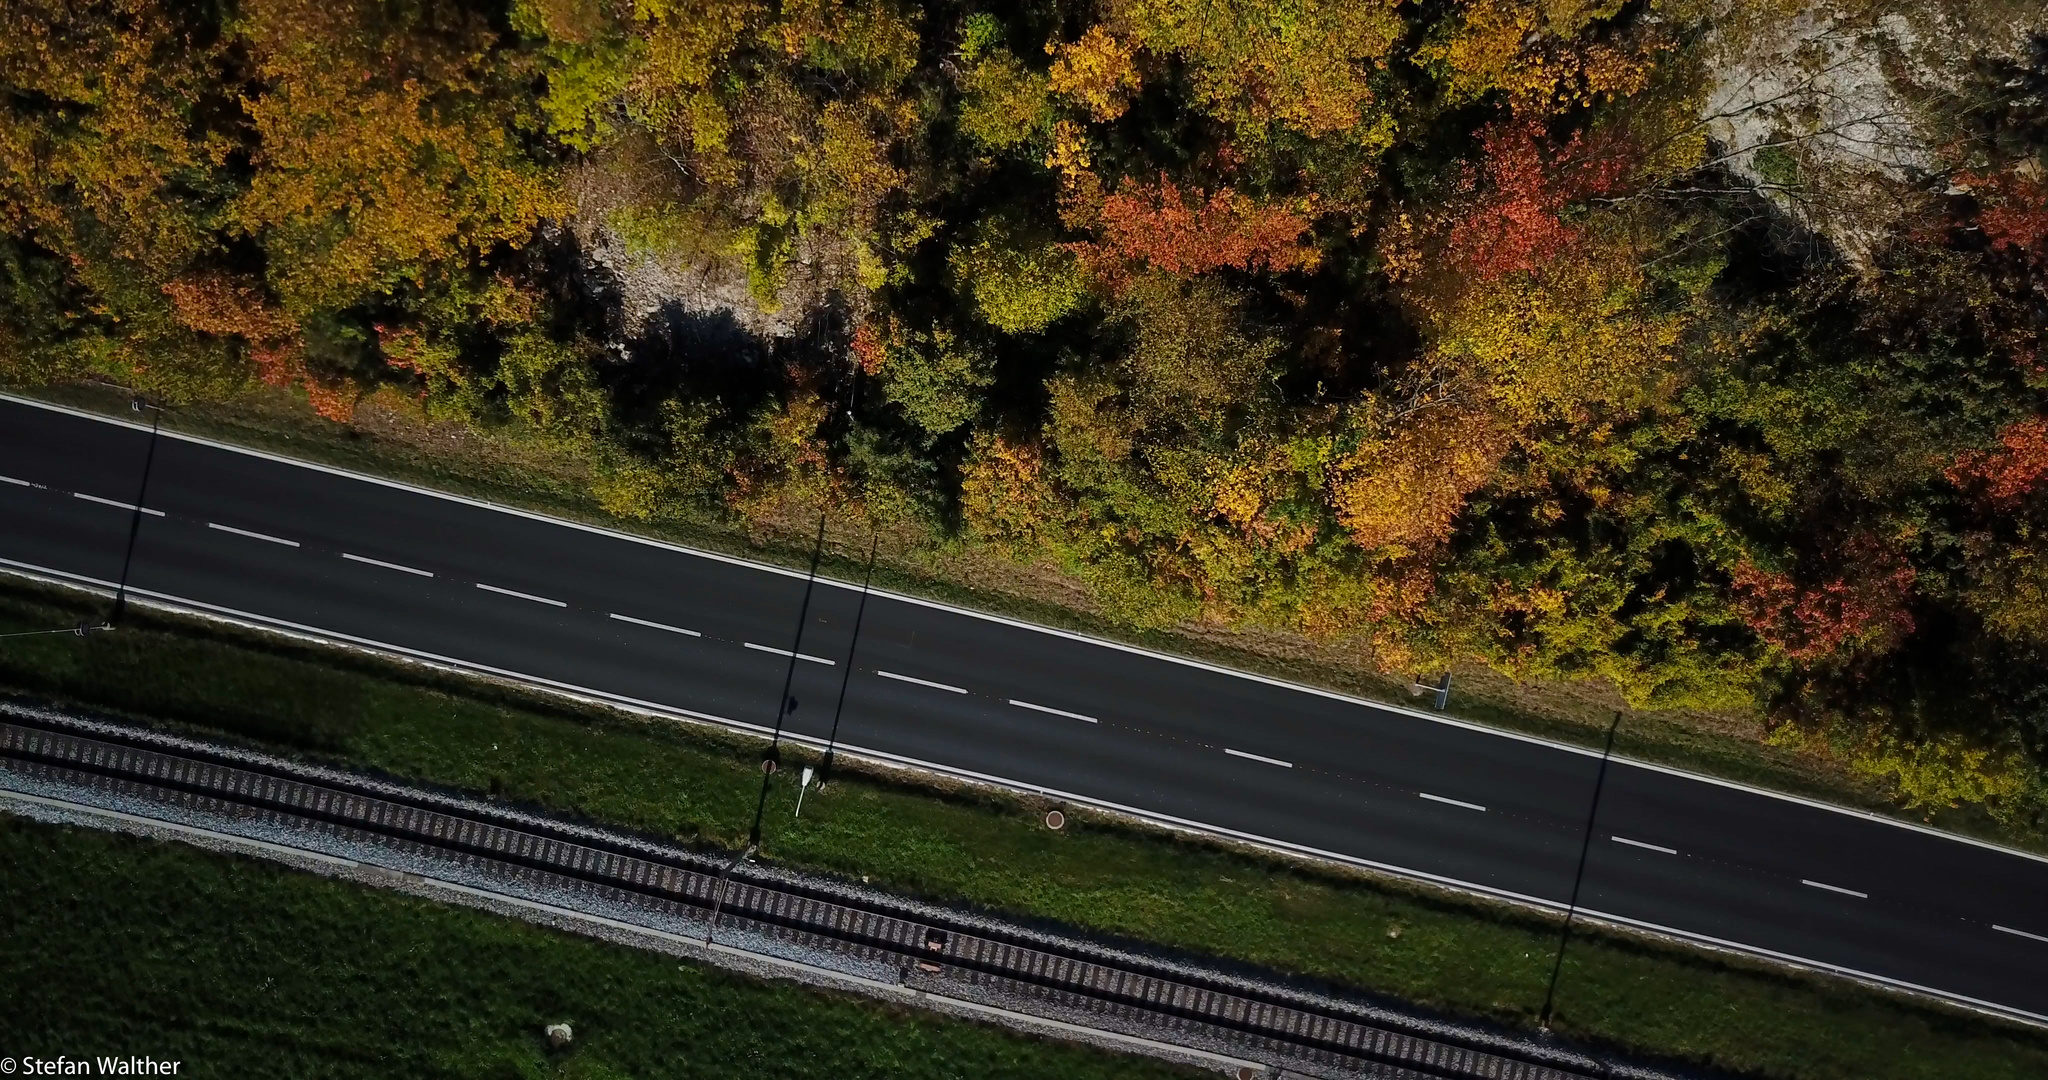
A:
[958,48,1053,152]
[952,227,1087,333]
[880,325,993,436]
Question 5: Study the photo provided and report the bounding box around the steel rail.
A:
[0,713,1615,1080]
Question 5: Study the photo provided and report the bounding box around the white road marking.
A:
[1223,748,1292,768]
[1009,699,1099,724]
[340,552,433,577]
[1612,836,1678,855]
[1419,792,1487,812]
[19,396,2048,880]
[476,582,567,608]
[1994,924,2048,944]
[4,553,2047,1031]
[207,522,300,547]
[608,612,701,637]
[1802,879,1868,899]
[0,474,41,488]
[73,492,163,516]
[876,669,965,693]
[745,642,835,665]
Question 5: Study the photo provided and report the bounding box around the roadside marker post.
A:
[1407,673,1451,711]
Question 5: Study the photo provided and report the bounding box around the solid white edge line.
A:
[608,612,702,637]
[1,554,2044,1031]
[1223,748,1293,768]
[1579,906,2048,1027]
[72,491,164,516]
[1611,836,1679,856]
[743,642,835,665]
[1419,792,1487,812]
[1801,879,1870,899]
[877,669,967,694]
[476,582,568,608]
[1008,699,1099,724]
[0,474,39,488]
[206,522,301,547]
[11,392,2048,870]
[0,787,1266,1077]
[341,552,434,577]
[1994,924,2048,945]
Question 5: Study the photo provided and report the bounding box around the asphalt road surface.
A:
[3,394,2045,1023]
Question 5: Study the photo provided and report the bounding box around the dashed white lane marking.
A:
[340,552,433,577]
[476,582,567,608]
[609,612,701,637]
[1009,699,1099,724]
[1,474,41,488]
[73,492,163,516]
[207,522,300,547]
[876,669,965,693]
[745,642,835,665]
[1419,792,1487,812]
[1612,836,1678,855]
[8,550,2048,1030]
[1223,748,1292,768]
[1802,879,1868,899]
[1994,924,2048,944]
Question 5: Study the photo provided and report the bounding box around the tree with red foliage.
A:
[850,321,888,375]
[162,271,356,421]
[1962,169,2048,254]
[1947,416,2048,506]
[1443,119,1637,280]
[1730,537,1917,661]
[1080,175,1318,287]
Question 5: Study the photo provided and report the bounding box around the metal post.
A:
[819,528,879,785]
[746,511,828,847]
[704,842,757,944]
[1540,710,1624,1031]
[109,399,163,627]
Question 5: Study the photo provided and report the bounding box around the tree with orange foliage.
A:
[1730,538,1918,662]
[1948,416,2048,506]
[1964,169,2048,255]
[1329,403,1508,555]
[232,0,565,314]
[158,271,358,418]
[1080,176,1318,286]
[1444,119,1638,281]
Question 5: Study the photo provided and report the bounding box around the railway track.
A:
[0,708,1630,1080]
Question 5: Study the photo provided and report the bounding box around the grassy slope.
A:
[28,379,2026,852]
[0,579,2042,1079]
[0,816,1196,1080]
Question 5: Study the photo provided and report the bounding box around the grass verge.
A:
[21,379,2024,851]
[0,815,1196,1079]
[0,577,2043,1079]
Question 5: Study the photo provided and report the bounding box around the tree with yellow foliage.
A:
[232,0,565,314]
[1103,0,1403,142]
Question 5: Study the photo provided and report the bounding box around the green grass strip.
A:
[33,380,2009,845]
[0,579,2043,1079]
[0,816,1196,1079]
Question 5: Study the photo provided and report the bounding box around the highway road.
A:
[3,394,2045,1023]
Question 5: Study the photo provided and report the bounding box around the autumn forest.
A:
[4,0,2048,817]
